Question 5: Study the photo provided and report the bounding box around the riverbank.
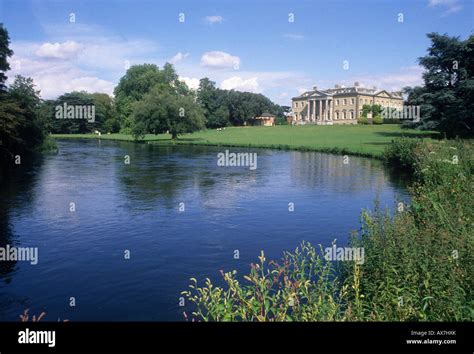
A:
[183,138,473,321]
[52,125,437,158]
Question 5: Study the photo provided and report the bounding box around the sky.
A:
[0,0,472,105]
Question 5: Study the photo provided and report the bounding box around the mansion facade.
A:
[291,82,404,125]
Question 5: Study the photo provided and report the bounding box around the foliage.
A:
[182,243,349,321]
[197,77,284,128]
[131,86,205,139]
[372,115,383,125]
[114,63,190,132]
[0,23,13,92]
[357,116,369,125]
[183,139,473,321]
[404,33,474,137]
[0,75,49,163]
[383,138,423,172]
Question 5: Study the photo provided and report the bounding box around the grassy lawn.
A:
[52,125,437,157]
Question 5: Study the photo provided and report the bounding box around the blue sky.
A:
[1,0,472,104]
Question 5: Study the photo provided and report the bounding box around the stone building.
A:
[252,113,275,126]
[291,82,404,125]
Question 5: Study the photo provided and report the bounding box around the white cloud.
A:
[220,76,259,93]
[35,40,82,59]
[201,51,240,69]
[9,29,160,99]
[179,76,200,90]
[334,66,424,92]
[428,0,463,14]
[169,52,189,64]
[282,33,304,41]
[204,16,224,24]
[8,54,115,99]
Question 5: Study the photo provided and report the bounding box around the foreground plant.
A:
[183,139,473,322]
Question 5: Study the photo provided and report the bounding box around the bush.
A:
[357,116,369,125]
[183,139,473,321]
[372,115,383,125]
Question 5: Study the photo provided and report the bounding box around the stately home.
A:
[291,82,404,125]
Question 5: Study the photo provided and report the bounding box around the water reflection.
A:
[0,140,409,321]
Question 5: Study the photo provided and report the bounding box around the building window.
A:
[343,99,347,105]
[335,111,339,119]
[336,99,339,105]
[351,98,355,105]
[350,111,354,119]
[295,102,298,108]
[343,111,347,119]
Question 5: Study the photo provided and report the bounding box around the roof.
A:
[257,113,275,118]
[292,86,403,100]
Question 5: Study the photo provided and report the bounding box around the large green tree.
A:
[404,33,474,137]
[114,63,189,132]
[197,78,230,128]
[131,86,205,139]
[0,23,13,92]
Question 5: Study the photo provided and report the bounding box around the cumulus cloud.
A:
[201,51,240,69]
[204,15,224,24]
[334,66,424,92]
[35,40,82,59]
[9,29,160,99]
[8,55,115,99]
[179,76,200,90]
[220,76,259,93]
[169,52,189,64]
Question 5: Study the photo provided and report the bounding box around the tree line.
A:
[1,21,472,166]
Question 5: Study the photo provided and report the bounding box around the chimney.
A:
[354,81,360,87]
[335,84,340,89]
[373,86,377,91]
[313,86,318,91]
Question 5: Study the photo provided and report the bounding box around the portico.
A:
[305,92,333,125]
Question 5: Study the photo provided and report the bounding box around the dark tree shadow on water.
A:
[0,156,44,282]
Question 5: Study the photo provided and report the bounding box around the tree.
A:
[92,93,119,133]
[0,23,13,92]
[197,78,230,128]
[0,75,46,162]
[51,91,96,134]
[404,33,474,137]
[8,75,44,147]
[131,86,205,139]
[114,63,190,132]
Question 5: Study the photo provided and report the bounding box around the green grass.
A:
[52,125,437,158]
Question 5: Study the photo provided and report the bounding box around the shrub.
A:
[372,115,383,125]
[357,116,369,125]
[183,139,473,321]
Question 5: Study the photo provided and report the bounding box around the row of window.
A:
[334,110,356,120]
[294,99,402,108]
